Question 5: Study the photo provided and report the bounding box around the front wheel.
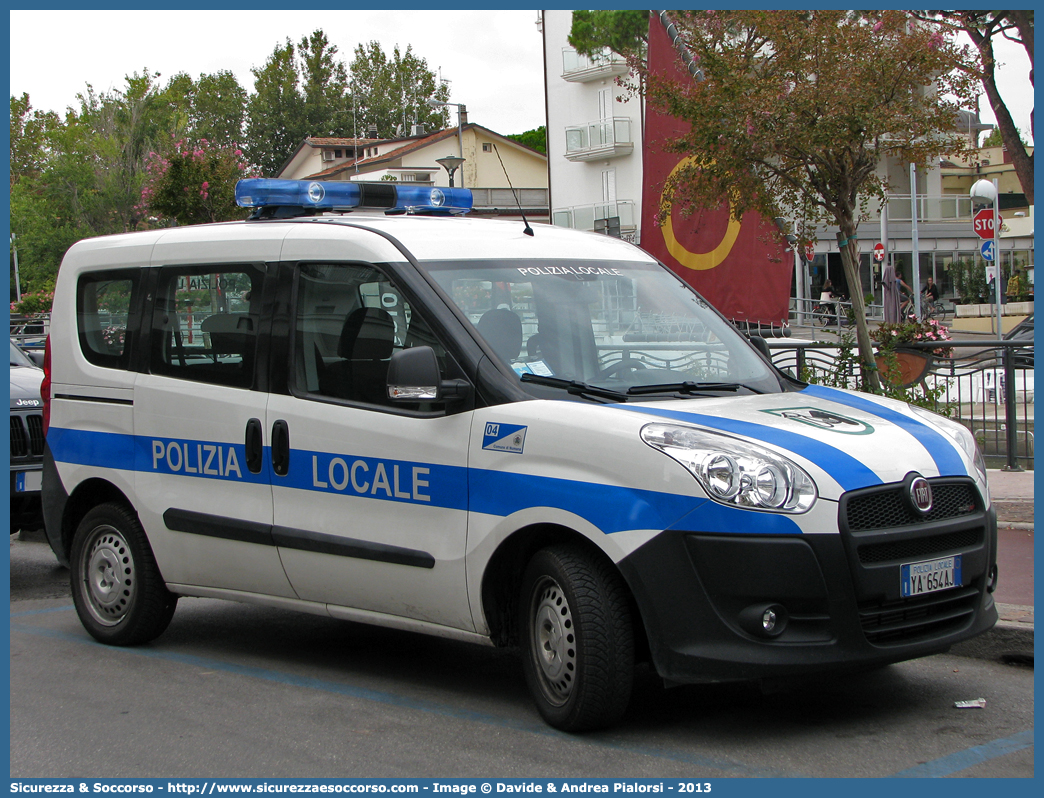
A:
[70,502,177,646]
[519,545,634,731]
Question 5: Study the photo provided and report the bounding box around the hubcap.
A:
[81,525,136,627]
[530,577,576,704]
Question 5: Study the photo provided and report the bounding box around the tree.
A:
[348,42,449,139]
[299,30,350,137]
[245,31,357,176]
[568,10,648,60]
[648,10,978,391]
[911,11,1034,205]
[139,138,251,225]
[72,72,167,233]
[9,72,175,290]
[10,93,60,186]
[179,70,248,146]
[506,126,546,154]
[245,38,305,176]
[10,98,96,292]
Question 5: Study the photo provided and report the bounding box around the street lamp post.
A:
[970,178,1002,337]
[11,233,21,302]
[435,155,465,188]
[426,98,466,161]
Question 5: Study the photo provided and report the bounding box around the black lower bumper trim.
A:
[617,521,998,685]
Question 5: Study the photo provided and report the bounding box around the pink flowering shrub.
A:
[871,318,952,357]
[13,289,55,316]
[139,138,255,225]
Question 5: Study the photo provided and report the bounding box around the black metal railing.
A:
[765,339,1034,471]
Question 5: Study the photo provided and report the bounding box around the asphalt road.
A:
[9,528,1034,779]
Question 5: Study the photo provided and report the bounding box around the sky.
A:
[8,9,1035,146]
[8,9,548,136]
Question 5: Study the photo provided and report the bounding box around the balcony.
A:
[564,118,634,161]
[561,48,629,83]
[470,187,548,211]
[552,200,638,241]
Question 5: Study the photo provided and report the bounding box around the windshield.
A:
[10,340,37,368]
[420,259,780,395]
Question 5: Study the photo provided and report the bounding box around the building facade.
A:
[277,125,549,223]
[541,10,644,244]
[540,10,1034,312]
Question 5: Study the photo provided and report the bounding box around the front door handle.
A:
[271,419,290,477]
[245,418,263,474]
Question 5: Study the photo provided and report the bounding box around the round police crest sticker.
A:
[762,407,873,435]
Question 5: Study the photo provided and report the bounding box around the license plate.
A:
[15,470,42,493]
[901,555,961,597]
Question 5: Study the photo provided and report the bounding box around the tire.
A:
[519,545,634,731]
[70,502,177,646]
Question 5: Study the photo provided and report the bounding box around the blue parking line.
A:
[10,605,76,618]
[890,729,1034,777]
[12,612,1029,777]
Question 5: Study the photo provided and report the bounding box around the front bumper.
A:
[10,466,43,531]
[618,476,999,684]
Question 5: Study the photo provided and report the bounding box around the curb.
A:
[950,604,1034,663]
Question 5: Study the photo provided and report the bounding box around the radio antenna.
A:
[492,143,534,236]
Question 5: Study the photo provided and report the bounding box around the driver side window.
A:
[292,263,445,407]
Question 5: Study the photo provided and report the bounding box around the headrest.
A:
[477,308,523,363]
[338,307,395,361]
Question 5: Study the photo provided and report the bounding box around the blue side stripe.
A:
[667,500,804,535]
[469,469,706,535]
[281,448,469,511]
[48,427,800,537]
[612,405,882,491]
[47,427,136,470]
[801,384,968,477]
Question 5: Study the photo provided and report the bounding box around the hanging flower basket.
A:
[875,347,933,388]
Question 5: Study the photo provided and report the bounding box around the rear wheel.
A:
[70,502,177,646]
[519,545,634,731]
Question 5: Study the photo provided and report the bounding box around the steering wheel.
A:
[597,358,648,380]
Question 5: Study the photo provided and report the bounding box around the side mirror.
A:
[386,346,471,404]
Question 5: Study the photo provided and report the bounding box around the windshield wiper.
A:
[626,381,761,396]
[519,373,628,401]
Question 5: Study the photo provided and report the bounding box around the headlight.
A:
[641,423,817,513]
[909,406,989,488]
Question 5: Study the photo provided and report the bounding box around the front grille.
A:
[10,413,44,460]
[26,414,45,455]
[845,483,979,531]
[859,583,980,645]
[858,528,983,564]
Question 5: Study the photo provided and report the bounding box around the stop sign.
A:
[973,208,1002,240]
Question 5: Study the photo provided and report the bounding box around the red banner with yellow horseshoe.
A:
[639,17,792,326]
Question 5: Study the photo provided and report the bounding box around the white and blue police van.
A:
[42,179,997,731]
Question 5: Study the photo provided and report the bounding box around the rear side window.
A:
[77,271,140,370]
[149,265,264,389]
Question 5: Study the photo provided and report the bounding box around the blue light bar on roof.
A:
[235,179,472,215]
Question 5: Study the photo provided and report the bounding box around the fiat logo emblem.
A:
[910,476,933,514]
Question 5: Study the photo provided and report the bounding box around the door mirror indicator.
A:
[387,347,471,404]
